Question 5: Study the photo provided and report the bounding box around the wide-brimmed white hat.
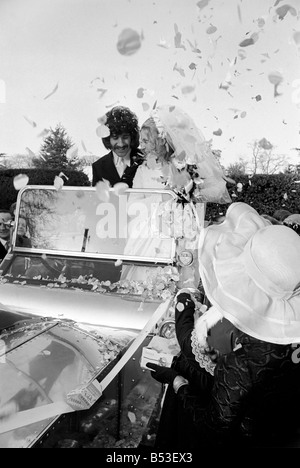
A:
[198,202,300,344]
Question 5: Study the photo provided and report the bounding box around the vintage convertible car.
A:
[0,185,203,448]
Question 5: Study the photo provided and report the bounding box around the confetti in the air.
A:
[96,125,110,138]
[44,82,59,100]
[275,4,297,20]
[239,33,259,48]
[293,31,300,46]
[258,137,273,150]
[66,146,78,160]
[114,182,128,196]
[13,174,29,191]
[268,71,283,97]
[142,102,150,111]
[95,180,110,202]
[213,128,222,136]
[181,85,195,95]
[115,259,123,267]
[23,115,37,127]
[137,87,145,98]
[157,37,170,48]
[117,28,142,56]
[236,182,243,192]
[173,63,185,77]
[197,0,210,10]
[54,175,64,191]
[176,302,185,312]
[37,128,50,138]
[174,24,185,49]
[206,24,217,34]
[240,111,247,118]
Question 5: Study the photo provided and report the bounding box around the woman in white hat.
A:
[147,202,300,448]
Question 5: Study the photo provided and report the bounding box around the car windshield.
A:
[12,187,177,263]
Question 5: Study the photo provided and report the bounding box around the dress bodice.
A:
[132,162,167,189]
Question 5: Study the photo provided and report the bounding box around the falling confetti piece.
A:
[174,23,185,49]
[268,71,283,85]
[23,115,37,127]
[96,125,110,138]
[173,63,185,77]
[257,18,265,28]
[197,0,210,10]
[189,62,197,70]
[293,31,300,45]
[95,180,110,202]
[213,128,222,136]
[240,111,247,118]
[13,174,29,191]
[115,259,123,266]
[44,82,59,100]
[236,182,243,192]
[66,147,78,160]
[137,87,145,98]
[117,28,142,56]
[239,33,259,48]
[176,302,185,312]
[142,102,150,111]
[114,182,128,195]
[54,175,64,191]
[37,128,50,138]
[157,37,170,48]
[255,95,262,101]
[206,24,217,34]
[237,5,242,22]
[81,140,87,152]
[181,85,195,95]
[58,172,69,181]
[276,4,297,20]
[238,49,247,60]
[283,192,288,200]
[258,137,273,150]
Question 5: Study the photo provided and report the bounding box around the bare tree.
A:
[247,139,288,174]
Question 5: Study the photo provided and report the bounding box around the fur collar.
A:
[194,306,224,348]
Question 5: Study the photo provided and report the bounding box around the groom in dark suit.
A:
[92,106,144,187]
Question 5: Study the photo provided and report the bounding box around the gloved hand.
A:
[146,363,179,384]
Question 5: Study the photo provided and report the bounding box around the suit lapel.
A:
[105,152,121,184]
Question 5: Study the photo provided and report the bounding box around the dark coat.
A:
[154,292,236,450]
[92,150,144,187]
[154,292,300,449]
[0,240,9,262]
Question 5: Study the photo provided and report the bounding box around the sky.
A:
[0,0,299,167]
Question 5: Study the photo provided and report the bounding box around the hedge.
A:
[205,173,300,220]
[0,169,91,210]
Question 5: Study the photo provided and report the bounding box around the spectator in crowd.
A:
[283,213,300,236]
[272,208,292,223]
[147,202,300,448]
[0,209,13,262]
[92,106,144,187]
[9,202,17,220]
[15,216,31,248]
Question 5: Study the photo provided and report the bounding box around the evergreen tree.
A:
[33,123,83,170]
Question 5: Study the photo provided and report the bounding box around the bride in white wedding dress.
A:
[120,105,231,284]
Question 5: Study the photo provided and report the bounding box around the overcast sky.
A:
[0,0,299,167]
